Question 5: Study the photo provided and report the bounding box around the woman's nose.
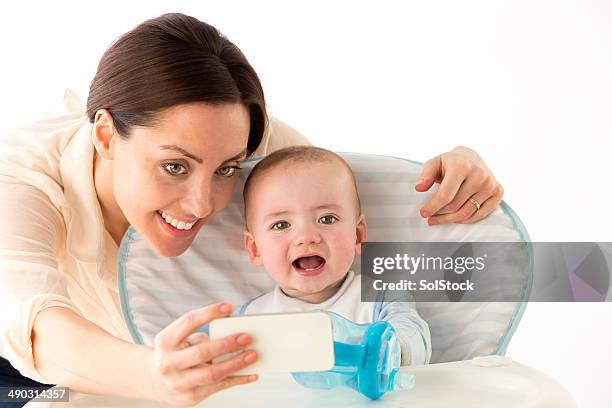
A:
[182,183,214,219]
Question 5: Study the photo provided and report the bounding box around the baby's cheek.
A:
[261,240,290,278]
[330,230,358,264]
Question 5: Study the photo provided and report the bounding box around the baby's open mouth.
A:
[292,255,326,272]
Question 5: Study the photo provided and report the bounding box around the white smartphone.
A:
[209,311,335,375]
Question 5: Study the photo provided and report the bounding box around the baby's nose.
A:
[293,227,322,246]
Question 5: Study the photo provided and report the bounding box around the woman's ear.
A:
[244,230,263,266]
[92,109,118,160]
[355,214,367,255]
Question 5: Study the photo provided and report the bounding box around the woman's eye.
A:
[271,221,290,230]
[319,215,338,224]
[162,163,188,176]
[215,165,242,178]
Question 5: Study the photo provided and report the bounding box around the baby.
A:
[240,146,431,366]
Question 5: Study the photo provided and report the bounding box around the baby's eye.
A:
[215,165,242,178]
[318,215,338,224]
[271,221,290,230]
[162,163,188,176]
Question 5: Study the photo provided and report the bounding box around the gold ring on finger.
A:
[469,197,481,210]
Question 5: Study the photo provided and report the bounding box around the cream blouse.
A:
[0,90,309,383]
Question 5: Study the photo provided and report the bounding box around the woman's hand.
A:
[147,303,257,407]
[415,146,504,225]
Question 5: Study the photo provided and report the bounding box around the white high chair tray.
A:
[29,357,576,408]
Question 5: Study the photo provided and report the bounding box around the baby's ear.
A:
[354,214,367,255]
[243,230,263,266]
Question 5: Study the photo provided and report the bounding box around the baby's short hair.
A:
[243,146,361,227]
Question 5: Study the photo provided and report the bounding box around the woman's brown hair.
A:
[86,13,266,155]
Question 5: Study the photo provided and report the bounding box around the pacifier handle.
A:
[332,321,395,399]
[333,341,366,366]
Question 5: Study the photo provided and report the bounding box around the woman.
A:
[0,13,503,406]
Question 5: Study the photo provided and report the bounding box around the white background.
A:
[1,1,611,406]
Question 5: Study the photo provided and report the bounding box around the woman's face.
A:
[111,102,250,256]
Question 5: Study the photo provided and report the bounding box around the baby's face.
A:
[244,160,366,303]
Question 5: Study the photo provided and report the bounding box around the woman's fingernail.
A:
[218,303,232,313]
[248,375,258,382]
[237,334,251,346]
[429,218,438,226]
[244,351,257,364]
[421,209,431,218]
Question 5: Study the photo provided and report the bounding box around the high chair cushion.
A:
[117,153,531,363]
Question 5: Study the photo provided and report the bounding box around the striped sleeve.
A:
[375,291,432,366]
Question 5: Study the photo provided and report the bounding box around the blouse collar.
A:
[60,89,116,281]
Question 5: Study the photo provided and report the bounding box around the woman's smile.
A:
[157,210,198,230]
[156,210,202,238]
